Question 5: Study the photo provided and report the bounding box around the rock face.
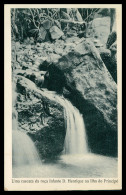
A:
[14,69,46,88]
[49,26,64,40]
[12,34,117,158]
[46,39,117,156]
[86,17,111,46]
[14,75,65,159]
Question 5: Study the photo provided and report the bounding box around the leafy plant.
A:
[11,8,101,42]
[28,8,63,42]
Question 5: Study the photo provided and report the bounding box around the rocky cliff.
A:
[13,75,65,159]
[45,39,117,156]
[12,34,117,157]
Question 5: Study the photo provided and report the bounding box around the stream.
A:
[12,88,117,178]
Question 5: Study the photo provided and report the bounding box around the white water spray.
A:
[12,130,41,166]
[12,83,41,167]
[41,90,88,155]
[12,87,117,178]
[55,96,88,154]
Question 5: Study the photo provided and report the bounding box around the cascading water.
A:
[54,96,88,154]
[12,87,117,178]
[40,90,88,155]
[12,83,41,167]
[12,130,41,166]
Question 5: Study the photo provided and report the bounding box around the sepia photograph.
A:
[4,4,122,191]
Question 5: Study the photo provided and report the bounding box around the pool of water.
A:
[13,153,118,178]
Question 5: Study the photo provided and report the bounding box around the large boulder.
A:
[46,39,117,156]
[14,69,46,88]
[14,75,65,159]
[98,45,117,83]
[49,26,64,40]
[86,17,111,46]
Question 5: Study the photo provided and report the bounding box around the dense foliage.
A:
[12,8,111,42]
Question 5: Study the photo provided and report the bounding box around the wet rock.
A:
[15,69,47,89]
[14,76,65,159]
[35,75,44,88]
[47,39,117,156]
[39,60,50,71]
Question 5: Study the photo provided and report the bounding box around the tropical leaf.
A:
[61,11,71,20]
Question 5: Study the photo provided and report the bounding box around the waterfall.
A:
[41,90,88,155]
[12,82,88,168]
[12,109,41,166]
[12,130,41,166]
[64,99,88,154]
[55,96,88,155]
[12,84,41,167]
[12,88,117,178]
